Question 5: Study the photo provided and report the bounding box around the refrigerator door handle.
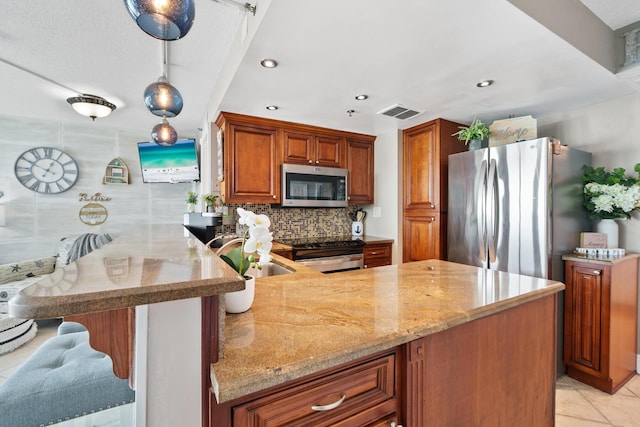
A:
[487,158,497,264]
[478,159,488,266]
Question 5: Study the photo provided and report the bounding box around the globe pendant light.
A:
[124,0,195,41]
[144,76,183,117]
[152,118,178,146]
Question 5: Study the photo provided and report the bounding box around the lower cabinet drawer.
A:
[364,243,392,268]
[232,354,396,427]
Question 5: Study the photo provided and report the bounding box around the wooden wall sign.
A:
[489,115,537,147]
[79,203,108,226]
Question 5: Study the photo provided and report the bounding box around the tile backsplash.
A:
[221,204,359,239]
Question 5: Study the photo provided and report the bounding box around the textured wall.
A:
[0,114,360,264]
[0,114,196,264]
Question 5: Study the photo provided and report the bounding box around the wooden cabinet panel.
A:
[232,353,397,427]
[403,123,438,212]
[216,113,280,204]
[564,266,603,372]
[403,214,440,262]
[405,295,557,427]
[346,138,374,205]
[563,255,639,393]
[271,248,293,260]
[283,131,343,167]
[364,242,392,268]
[282,130,314,165]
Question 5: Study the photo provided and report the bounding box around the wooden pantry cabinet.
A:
[215,112,375,205]
[563,254,639,393]
[402,118,465,262]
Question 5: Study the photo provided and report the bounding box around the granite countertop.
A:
[211,259,564,402]
[9,224,244,319]
[562,252,640,266]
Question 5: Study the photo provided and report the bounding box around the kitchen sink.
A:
[247,262,294,278]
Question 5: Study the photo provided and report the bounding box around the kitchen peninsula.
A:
[211,257,563,426]
[10,226,564,427]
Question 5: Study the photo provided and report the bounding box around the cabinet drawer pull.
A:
[273,195,277,199]
[370,251,378,255]
[428,216,436,222]
[311,393,346,411]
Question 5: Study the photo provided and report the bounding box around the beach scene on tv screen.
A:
[138,140,200,183]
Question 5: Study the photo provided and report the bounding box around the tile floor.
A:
[2,320,640,426]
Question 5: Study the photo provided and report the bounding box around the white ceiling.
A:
[0,0,638,138]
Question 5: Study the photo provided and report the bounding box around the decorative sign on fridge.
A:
[489,115,537,147]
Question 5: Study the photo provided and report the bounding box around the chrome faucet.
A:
[206,236,244,256]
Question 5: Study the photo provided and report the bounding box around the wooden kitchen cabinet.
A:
[563,254,639,393]
[346,137,375,205]
[401,118,465,262]
[282,129,343,167]
[364,241,392,268]
[214,112,375,206]
[211,350,399,426]
[215,113,280,204]
[403,213,441,262]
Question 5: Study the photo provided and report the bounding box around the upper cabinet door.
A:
[403,123,439,212]
[314,135,343,167]
[282,130,343,167]
[282,130,314,165]
[226,121,279,203]
[346,138,374,205]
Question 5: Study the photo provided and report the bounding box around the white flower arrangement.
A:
[583,164,640,220]
[220,208,273,276]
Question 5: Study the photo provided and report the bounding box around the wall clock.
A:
[14,147,79,194]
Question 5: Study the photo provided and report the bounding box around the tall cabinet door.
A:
[403,123,439,212]
[346,138,374,204]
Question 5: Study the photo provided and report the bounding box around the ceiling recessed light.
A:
[476,80,494,88]
[355,94,368,100]
[260,59,278,68]
[266,105,279,110]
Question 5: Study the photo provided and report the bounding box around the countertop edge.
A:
[212,282,564,403]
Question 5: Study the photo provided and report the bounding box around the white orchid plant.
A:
[583,163,640,220]
[220,208,273,277]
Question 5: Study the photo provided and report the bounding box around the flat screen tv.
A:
[137,138,200,183]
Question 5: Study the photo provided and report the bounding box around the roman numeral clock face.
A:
[14,147,79,194]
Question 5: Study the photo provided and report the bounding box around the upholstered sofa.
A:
[0,322,135,427]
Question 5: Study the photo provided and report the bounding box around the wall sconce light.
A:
[66,94,117,121]
[124,0,195,41]
[152,118,178,146]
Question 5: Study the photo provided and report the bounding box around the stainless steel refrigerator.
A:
[447,137,591,373]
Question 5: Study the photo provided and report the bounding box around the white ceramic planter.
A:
[225,275,255,314]
[596,219,619,248]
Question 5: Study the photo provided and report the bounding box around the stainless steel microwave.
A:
[281,164,348,207]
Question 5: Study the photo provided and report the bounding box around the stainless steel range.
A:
[278,236,365,273]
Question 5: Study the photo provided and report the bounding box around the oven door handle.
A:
[297,254,364,273]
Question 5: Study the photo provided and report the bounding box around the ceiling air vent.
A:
[377,104,421,120]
